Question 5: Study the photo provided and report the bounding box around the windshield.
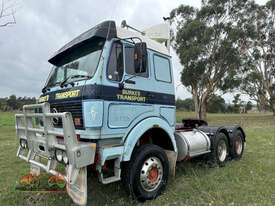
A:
[45,38,105,88]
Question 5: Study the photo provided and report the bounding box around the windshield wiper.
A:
[42,82,61,94]
[60,74,91,87]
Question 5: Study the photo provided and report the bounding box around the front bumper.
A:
[15,102,96,184]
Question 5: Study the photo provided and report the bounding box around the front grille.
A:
[50,101,84,130]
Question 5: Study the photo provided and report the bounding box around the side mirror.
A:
[134,42,147,73]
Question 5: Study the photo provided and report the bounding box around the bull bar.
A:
[15,102,96,184]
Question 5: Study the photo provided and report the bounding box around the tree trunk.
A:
[191,89,208,120]
[192,89,200,119]
[271,101,275,116]
[200,100,207,120]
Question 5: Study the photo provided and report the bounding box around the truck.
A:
[15,20,246,205]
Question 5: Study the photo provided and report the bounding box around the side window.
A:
[154,55,171,83]
[107,42,123,82]
[125,46,148,78]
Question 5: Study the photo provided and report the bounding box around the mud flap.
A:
[165,150,178,177]
[30,156,40,176]
[67,167,87,206]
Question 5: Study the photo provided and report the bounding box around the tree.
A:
[226,105,234,113]
[232,94,242,113]
[0,0,16,27]
[170,0,248,120]
[0,95,36,111]
[239,0,275,115]
[7,94,18,110]
[246,101,253,111]
[207,95,226,113]
[176,98,194,111]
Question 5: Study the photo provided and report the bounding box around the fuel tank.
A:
[175,129,211,161]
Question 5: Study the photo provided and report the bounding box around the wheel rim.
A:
[140,157,163,192]
[217,140,227,162]
[235,136,243,155]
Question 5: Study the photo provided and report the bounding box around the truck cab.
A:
[41,20,177,162]
[42,21,176,145]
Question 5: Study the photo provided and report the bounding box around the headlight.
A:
[55,149,69,164]
[55,149,63,162]
[62,151,69,164]
[20,139,27,149]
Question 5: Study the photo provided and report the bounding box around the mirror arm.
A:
[118,74,137,90]
[125,79,136,84]
[120,37,143,44]
[119,82,124,90]
[125,74,137,82]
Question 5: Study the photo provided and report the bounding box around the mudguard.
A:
[122,117,177,161]
[199,125,246,157]
[223,125,246,156]
[223,125,246,142]
[198,126,230,151]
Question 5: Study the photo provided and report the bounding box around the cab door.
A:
[104,40,154,131]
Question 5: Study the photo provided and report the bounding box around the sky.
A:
[0,0,269,102]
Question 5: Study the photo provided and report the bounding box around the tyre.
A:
[231,130,245,159]
[122,144,169,202]
[209,133,229,167]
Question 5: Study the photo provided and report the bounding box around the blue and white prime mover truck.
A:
[15,20,245,205]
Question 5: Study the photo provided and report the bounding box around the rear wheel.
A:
[209,133,229,167]
[232,130,245,159]
[122,144,169,202]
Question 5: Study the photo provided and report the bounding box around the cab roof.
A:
[48,20,169,65]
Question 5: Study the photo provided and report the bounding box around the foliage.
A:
[176,96,254,114]
[246,101,253,111]
[0,95,36,111]
[232,94,242,113]
[207,95,226,113]
[176,98,194,111]
[170,0,250,120]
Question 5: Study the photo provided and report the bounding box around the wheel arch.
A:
[122,117,177,161]
[222,125,246,151]
[235,126,246,142]
[218,128,231,146]
[199,126,231,149]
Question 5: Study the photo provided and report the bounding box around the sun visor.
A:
[48,21,117,65]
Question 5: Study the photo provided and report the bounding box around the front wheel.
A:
[122,144,169,202]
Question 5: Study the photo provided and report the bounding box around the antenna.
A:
[121,20,145,35]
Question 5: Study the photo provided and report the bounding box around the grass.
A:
[0,111,275,206]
